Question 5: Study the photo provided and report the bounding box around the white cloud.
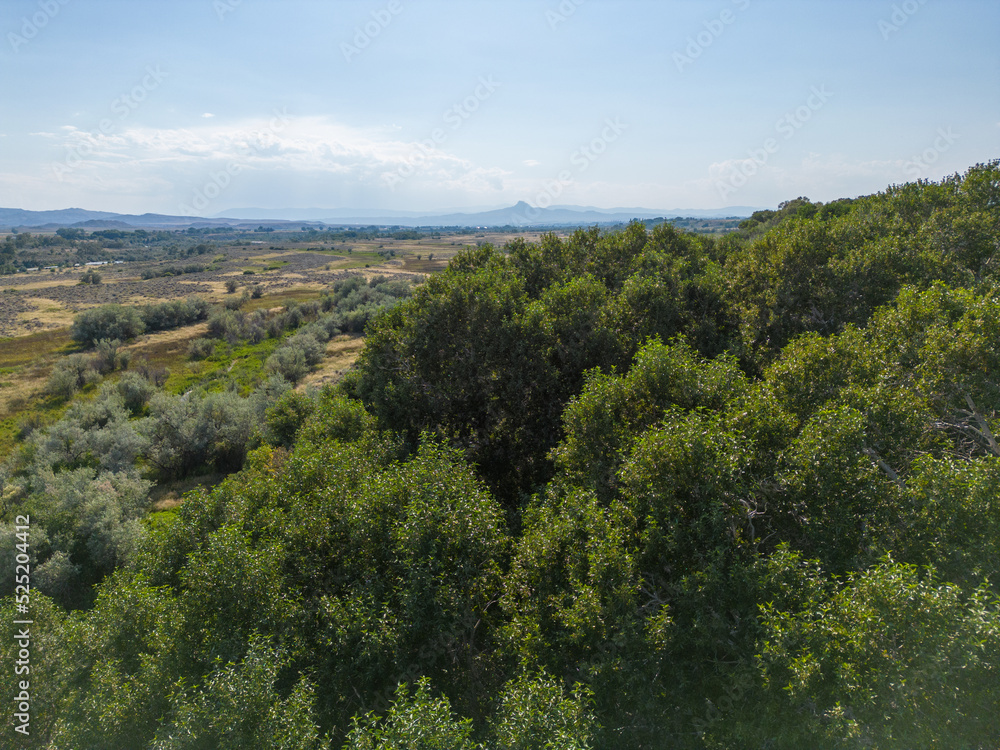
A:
[523,159,540,167]
[202,113,215,119]
[35,116,511,179]
[23,115,514,212]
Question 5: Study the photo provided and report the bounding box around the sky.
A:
[0,0,997,216]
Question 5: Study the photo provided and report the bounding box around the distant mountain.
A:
[72,219,134,229]
[0,208,294,230]
[550,204,763,219]
[307,202,760,227]
[0,207,120,226]
[212,207,426,222]
[214,205,514,221]
[0,203,763,230]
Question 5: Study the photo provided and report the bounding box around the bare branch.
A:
[863,447,905,489]
[963,392,1000,456]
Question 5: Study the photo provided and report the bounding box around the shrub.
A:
[33,551,81,603]
[225,278,239,293]
[79,269,102,284]
[245,323,266,344]
[345,679,475,750]
[206,309,245,343]
[187,337,216,360]
[93,339,131,374]
[110,371,156,415]
[223,292,249,311]
[140,297,210,331]
[264,347,308,383]
[46,354,100,398]
[491,671,597,750]
[133,360,170,387]
[266,317,286,339]
[286,332,326,366]
[71,305,146,347]
[15,413,44,442]
[264,390,316,447]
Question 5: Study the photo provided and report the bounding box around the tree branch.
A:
[963,392,1000,457]
[863,447,905,489]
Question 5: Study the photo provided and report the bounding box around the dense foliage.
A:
[2,162,1000,748]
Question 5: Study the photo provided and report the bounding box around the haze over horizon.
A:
[1,0,997,217]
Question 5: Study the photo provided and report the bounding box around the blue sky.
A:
[1,0,997,215]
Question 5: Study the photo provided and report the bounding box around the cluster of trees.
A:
[141,263,208,280]
[45,339,133,398]
[2,162,999,748]
[77,269,103,285]
[70,297,212,347]
[0,231,93,273]
[1,230,217,272]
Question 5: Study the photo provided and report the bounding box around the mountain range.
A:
[0,202,762,230]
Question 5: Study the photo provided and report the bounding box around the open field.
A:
[0,228,543,336]
[0,228,526,451]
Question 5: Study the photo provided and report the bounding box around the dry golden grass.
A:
[124,322,211,374]
[297,335,365,390]
[149,472,227,511]
[0,328,75,420]
[20,297,76,329]
[10,277,81,291]
[0,371,47,421]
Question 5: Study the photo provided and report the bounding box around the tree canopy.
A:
[3,162,1000,748]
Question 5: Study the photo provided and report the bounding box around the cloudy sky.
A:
[1,0,997,216]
